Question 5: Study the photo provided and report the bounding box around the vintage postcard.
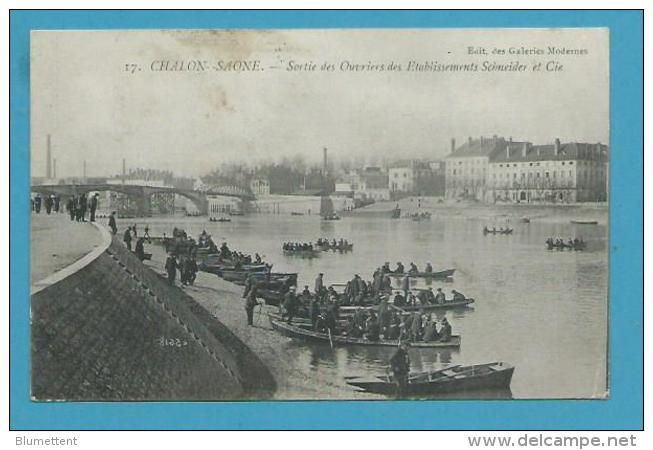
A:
[29,28,609,401]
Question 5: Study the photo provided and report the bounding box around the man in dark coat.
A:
[34,194,42,213]
[123,228,132,251]
[314,273,324,296]
[53,195,60,213]
[434,288,446,304]
[79,194,87,221]
[245,285,259,326]
[89,193,98,222]
[135,237,145,261]
[282,286,298,324]
[108,211,117,235]
[66,197,75,221]
[390,343,411,394]
[44,196,52,214]
[165,253,178,286]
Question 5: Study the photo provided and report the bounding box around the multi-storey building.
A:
[445,136,517,202]
[488,139,608,203]
[351,167,390,202]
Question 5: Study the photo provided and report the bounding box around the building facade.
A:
[488,139,608,203]
[445,136,608,203]
[445,136,515,202]
[351,167,391,202]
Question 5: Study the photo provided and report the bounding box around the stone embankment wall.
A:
[31,226,275,400]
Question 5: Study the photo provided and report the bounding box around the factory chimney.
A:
[323,147,328,176]
[450,138,456,153]
[122,158,126,185]
[46,134,52,179]
[83,160,87,181]
[53,158,57,179]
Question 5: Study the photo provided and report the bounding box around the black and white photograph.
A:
[29,28,609,401]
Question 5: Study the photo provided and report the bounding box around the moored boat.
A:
[570,220,598,225]
[269,318,461,348]
[346,362,514,396]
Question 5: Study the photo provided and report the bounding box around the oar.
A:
[327,327,334,350]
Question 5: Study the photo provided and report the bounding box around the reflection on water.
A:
[134,212,608,399]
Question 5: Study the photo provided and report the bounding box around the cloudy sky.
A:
[31,28,608,178]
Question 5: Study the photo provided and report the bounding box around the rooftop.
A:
[491,142,608,164]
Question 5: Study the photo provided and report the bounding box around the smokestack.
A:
[83,160,87,180]
[554,138,561,156]
[323,147,328,176]
[122,158,126,185]
[46,134,52,179]
[53,158,57,179]
[451,138,456,153]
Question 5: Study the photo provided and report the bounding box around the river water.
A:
[131,210,608,399]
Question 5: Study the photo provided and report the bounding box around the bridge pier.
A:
[134,192,152,217]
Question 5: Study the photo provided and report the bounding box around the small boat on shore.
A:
[386,269,455,280]
[269,317,461,349]
[209,217,231,223]
[571,220,598,225]
[546,240,587,251]
[291,212,304,216]
[346,362,514,396]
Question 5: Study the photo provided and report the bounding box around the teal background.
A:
[10,10,643,430]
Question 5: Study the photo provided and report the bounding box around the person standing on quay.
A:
[67,196,75,221]
[123,227,132,251]
[54,195,60,213]
[165,252,178,286]
[89,193,98,222]
[108,211,117,235]
[79,194,87,222]
[245,284,259,326]
[44,195,52,215]
[34,194,42,214]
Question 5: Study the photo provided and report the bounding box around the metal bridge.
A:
[30,183,256,216]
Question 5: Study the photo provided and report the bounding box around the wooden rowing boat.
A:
[346,362,514,396]
[483,228,513,235]
[339,297,474,314]
[269,318,461,348]
[282,249,321,258]
[570,220,598,225]
[386,268,455,279]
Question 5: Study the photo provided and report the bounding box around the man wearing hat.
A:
[390,343,411,394]
[434,287,445,304]
[439,317,452,342]
[314,273,324,297]
[282,286,298,324]
[452,289,466,302]
[245,283,259,326]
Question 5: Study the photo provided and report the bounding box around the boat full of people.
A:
[483,226,513,235]
[315,237,353,252]
[546,237,587,251]
[282,242,321,258]
[269,317,461,349]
